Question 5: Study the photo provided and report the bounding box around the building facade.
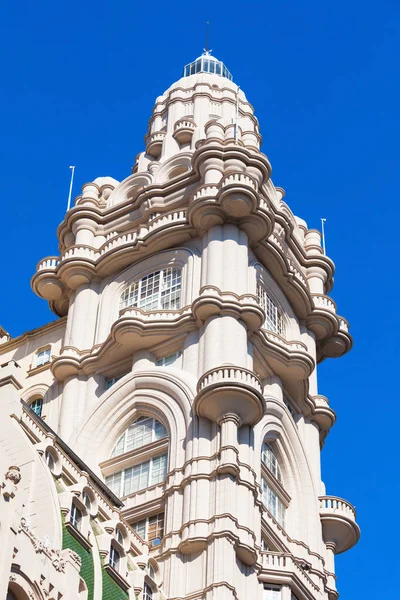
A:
[0,52,359,600]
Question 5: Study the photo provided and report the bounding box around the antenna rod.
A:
[67,166,76,212]
[205,21,210,53]
[321,218,327,255]
[235,86,240,143]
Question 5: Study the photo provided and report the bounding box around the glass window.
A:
[116,527,124,545]
[143,583,153,600]
[36,348,51,367]
[30,397,43,417]
[82,491,91,511]
[111,417,167,458]
[156,351,181,367]
[264,586,281,600]
[106,454,168,497]
[105,374,125,390]
[133,513,164,546]
[261,443,282,482]
[70,502,82,531]
[256,284,285,336]
[109,545,120,571]
[45,450,55,472]
[120,268,181,312]
[216,62,221,75]
[262,478,286,528]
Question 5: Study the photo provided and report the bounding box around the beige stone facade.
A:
[0,52,359,600]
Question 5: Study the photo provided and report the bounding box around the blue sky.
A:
[0,1,398,597]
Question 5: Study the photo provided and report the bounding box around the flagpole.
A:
[321,218,327,255]
[67,166,76,212]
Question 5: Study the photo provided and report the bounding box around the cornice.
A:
[0,317,66,354]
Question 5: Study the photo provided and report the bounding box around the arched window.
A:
[120,267,181,311]
[256,284,285,336]
[111,417,167,457]
[261,442,282,482]
[109,544,120,571]
[29,397,43,417]
[70,502,82,531]
[105,416,169,498]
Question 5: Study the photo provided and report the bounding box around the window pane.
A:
[151,454,167,486]
[105,472,122,496]
[256,284,285,336]
[126,417,154,452]
[148,513,164,545]
[133,519,147,539]
[30,398,43,416]
[124,461,150,495]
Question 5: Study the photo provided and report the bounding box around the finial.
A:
[204,21,212,55]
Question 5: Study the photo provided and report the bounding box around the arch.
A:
[95,246,201,345]
[154,153,192,184]
[106,172,153,208]
[71,369,195,473]
[8,568,43,600]
[111,415,168,458]
[254,411,320,542]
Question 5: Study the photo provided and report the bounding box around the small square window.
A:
[36,348,51,367]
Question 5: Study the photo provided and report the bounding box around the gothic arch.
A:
[71,369,195,471]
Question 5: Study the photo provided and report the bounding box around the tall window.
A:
[133,513,164,546]
[105,454,168,497]
[120,268,181,311]
[111,417,167,458]
[262,479,285,528]
[143,583,153,600]
[36,348,51,367]
[109,545,120,571]
[70,502,82,531]
[256,284,285,336]
[261,443,282,482]
[30,397,43,417]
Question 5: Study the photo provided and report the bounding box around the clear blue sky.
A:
[0,1,397,597]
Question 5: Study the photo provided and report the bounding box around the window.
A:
[133,513,164,546]
[30,397,43,417]
[105,375,125,390]
[106,454,168,497]
[36,348,51,367]
[120,268,181,311]
[82,491,91,511]
[143,583,153,600]
[70,502,82,531]
[45,450,55,472]
[116,527,124,546]
[111,417,167,458]
[284,398,297,421]
[109,545,120,571]
[156,351,181,367]
[262,479,286,528]
[256,284,285,336]
[264,586,281,600]
[261,443,282,482]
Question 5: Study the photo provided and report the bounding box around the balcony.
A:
[145,131,166,158]
[195,365,264,425]
[319,496,360,554]
[31,256,64,301]
[173,118,196,144]
[259,552,321,595]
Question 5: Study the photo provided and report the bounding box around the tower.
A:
[1,52,359,600]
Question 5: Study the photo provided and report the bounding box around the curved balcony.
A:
[173,118,196,144]
[145,131,166,158]
[253,329,315,381]
[259,552,321,595]
[319,496,360,554]
[192,286,264,331]
[31,256,64,301]
[195,365,264,425]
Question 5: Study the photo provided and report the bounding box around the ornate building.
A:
[0,52,359,600]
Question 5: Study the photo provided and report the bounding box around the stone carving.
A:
[9,573,17,581]
[52,549,66,572]
[6,465,21,484]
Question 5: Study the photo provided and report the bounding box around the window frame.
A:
[70,502,83,531]
[29,397,43,417]
[119,267,182,312]
[132,512,165,546]
[143,582,153,600]
[261,477,286,529]
[105,453,168,498]
[256,283,285,337]
[35,347,51,368]
[261,442,282,482]
[111,416,168,458]
[109,544,121,572]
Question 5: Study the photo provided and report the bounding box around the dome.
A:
[182,51,233,81]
